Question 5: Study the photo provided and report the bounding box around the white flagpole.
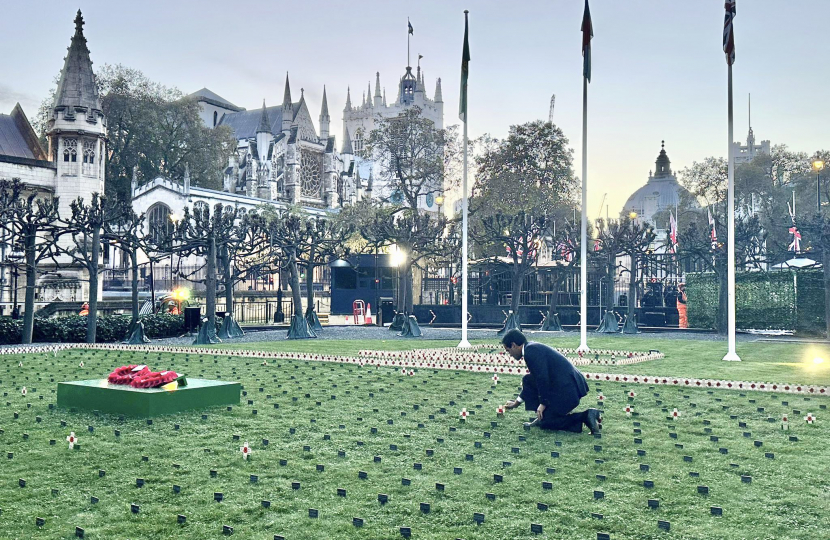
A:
[459,112,471,348]
[578,74,589,353]
[723,62,740,361]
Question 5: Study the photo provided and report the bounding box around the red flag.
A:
[788,226,801,253]
[669,211,678,254]
[723,1,736,65]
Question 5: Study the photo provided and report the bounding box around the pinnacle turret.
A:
[345,86,352,110]
[256,100,270,133]
[434,78,443,102]
[52,9,102,120]
[282,72,292,106]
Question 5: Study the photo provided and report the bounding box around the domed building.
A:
[622,142,693,228]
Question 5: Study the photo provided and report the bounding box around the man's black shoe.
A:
[585,409,601,434]
[523,418,540,429]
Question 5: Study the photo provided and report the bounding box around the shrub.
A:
[0,313,185,344]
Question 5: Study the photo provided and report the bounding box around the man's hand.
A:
[536,403,546,421]
[504,399,519,410]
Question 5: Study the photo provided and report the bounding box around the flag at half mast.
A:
[723,0,736,65]
[581,0,594,82]
[459,11,470,122]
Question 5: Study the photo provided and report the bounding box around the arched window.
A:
[353,129,364,157]
[63,138,77,163]
[147,203,172,245]
[213,111,218,127]
[82,139,96,175]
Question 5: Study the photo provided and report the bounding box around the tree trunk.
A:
[628,254,637,318]
[221,247,233,315]
[606,260,616,311]
[511,270,523,314]
[305,249,315,315]
[547,273,562,315]
[289,249,303,317]
[86,227,101,343]
[129,249,139,327]
[22,230,36,345]
[205,235,217,329]
[824,250,830,339]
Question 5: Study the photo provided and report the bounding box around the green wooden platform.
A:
[57,379,241,417]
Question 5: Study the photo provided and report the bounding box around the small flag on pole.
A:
[459,11,471,122]
[581,0,594,82]
[723,1,736,65]
[669,211,678,253]
[408,19,414,35]
[788,226,801,252]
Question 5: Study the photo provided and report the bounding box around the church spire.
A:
[341,126,353,155]
[282,73,292,131]
[282,72,292,106]
[374,72,382,107]
[257,100,270,133]
[366,81,372,108]
[434,78,443,102]
[52,10,102,119]
[345,86,352,111]
[319,86,330,140]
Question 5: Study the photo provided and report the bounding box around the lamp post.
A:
[813,159,824,213]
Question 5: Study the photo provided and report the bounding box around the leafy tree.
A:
[0,179,61,344]
[367,106,460,206]
[469,120,578,324]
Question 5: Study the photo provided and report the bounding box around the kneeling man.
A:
[501,329,601,434]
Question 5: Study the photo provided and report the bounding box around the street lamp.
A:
[435,195,444,216]
[813,159,824,213]
[629,211,638,220]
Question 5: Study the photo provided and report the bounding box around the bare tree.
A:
[0,179,61,344]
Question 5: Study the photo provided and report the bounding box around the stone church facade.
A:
[0,10,106,307]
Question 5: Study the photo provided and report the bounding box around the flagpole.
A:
[723,61,740,361]
[578,74,589,353]
[458,10,471,349]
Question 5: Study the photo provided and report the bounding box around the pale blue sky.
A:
[1,0,827,217]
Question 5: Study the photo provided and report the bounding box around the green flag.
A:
[459,10,470,122]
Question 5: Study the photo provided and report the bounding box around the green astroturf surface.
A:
[0,345,827,539]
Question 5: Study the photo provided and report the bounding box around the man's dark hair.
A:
[501,329,527,348]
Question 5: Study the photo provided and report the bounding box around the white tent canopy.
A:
[771,257,821,269]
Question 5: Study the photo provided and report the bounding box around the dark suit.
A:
[520,342,589,432]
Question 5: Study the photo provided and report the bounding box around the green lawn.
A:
[0,346,827,539]
[211,334,830,387]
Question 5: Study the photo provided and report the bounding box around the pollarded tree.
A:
[217,209,270,338]
[266,210,317,339]
[359,205,449,316]
[103,199,158,342]
[592,217,629,332]
[297,215,353,332]
[57,193,120,343]
[0,179,62,344]
[618,217,657,333]
[162,202,241,344]
[539,217,584,331]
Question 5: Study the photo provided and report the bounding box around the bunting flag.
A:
[723,1,736,65]
[581,0,594,82]
[788,226,801,253]
[708,209,718,249]
[459,11,470,122]
[669,211,678,253]
[408,19,414,35]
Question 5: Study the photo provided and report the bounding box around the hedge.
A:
[0,313,185,344]
[686,270,825,335]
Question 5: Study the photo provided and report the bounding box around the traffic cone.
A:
[364,303,373,325]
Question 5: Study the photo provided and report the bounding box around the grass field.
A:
[0,344,828,539]
[211,334,830,386]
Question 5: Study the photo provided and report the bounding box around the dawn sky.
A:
[2,0,827,218]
